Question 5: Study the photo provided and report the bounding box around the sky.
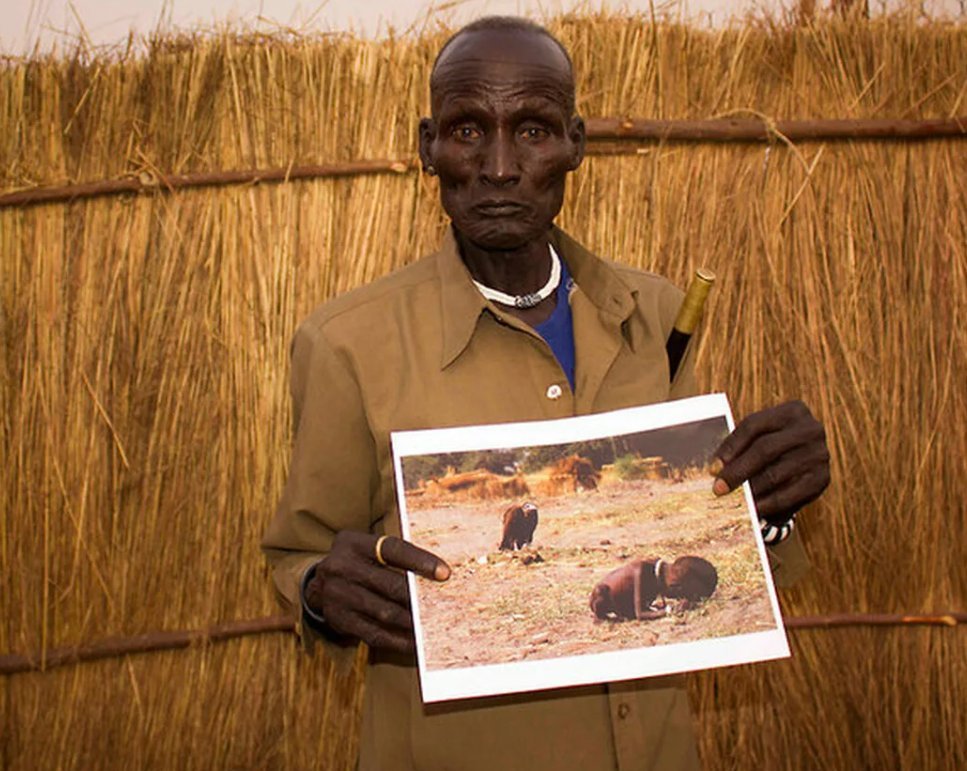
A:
[3,0,963,54]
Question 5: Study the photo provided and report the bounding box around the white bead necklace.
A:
[472,245,562,310]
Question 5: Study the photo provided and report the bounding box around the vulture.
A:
[499,502,539,551]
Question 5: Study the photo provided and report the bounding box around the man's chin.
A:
[454,220,550,252]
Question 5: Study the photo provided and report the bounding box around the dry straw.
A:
[1,8,965,771]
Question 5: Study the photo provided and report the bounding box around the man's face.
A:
[419,29,586,251]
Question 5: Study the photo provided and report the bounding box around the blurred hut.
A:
[423,469,530,501]
[1,7,965,770]
[638,457,671,481]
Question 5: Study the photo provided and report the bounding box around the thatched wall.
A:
[2,11,965,770]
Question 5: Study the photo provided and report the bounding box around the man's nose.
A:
[480,130,521,186]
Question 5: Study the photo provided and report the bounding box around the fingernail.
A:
[709,458,723,476]
[713,478,730,496]
[434,563,451,581]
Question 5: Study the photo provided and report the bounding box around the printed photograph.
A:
[392,395,789,702]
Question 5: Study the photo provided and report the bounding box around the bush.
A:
[612,454,645,481]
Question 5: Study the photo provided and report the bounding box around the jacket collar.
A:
[437,227,491,369]
[437,225,638,369]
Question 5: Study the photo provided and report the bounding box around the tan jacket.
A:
[262,227,808,771]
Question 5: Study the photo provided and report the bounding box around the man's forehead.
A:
[433,64,572,103]
[433,27,572,76]
[431,28,574,114]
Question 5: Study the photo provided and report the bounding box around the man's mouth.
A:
[472,201,528,217]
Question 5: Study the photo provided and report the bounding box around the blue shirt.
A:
[534,257,576,391]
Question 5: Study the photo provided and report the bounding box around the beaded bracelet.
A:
[760,512,797,546]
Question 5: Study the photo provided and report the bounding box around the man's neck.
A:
[457,230,559,326]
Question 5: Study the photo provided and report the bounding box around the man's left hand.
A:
[713,400,830,523]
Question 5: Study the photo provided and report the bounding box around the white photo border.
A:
[391,393,790,703]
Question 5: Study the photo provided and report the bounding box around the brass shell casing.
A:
[672,268,715,334]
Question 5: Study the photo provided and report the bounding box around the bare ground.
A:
[405,476,778,671]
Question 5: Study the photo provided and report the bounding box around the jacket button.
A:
[617,703,631,720]
[545,384,563,400]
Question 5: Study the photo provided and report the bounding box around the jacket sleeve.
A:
[261,318,380,662]
[763,528,810,587]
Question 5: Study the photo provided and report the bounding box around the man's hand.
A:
[713,400,830,523]
[305,532,450,654]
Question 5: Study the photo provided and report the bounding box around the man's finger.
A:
[374,535,451,581]
[714,403,801,464]
[320,568,412,618]
[319,578,414,639]
[328,606,416,654]
[324,554,411,605]
[751,469,829,519]
[333,530,451,581]
[714,430,807,494]
[745,444,831,502]
[335,581,414,631]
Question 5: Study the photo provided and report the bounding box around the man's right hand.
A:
[304,532,450,654]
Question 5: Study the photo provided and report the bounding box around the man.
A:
[262,16,829,770]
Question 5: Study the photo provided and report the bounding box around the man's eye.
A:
[451,125,481,141]
[520,126,549,141]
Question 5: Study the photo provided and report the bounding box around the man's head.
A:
[429,18,576,114]
[419,17,586,251]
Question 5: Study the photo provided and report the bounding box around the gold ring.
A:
[374,535,390,567]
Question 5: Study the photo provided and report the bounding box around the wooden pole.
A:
[784,612,967,629]
[583,116,967,142]
[0,616,295,675]
[1,611,963,676]
[1,117,963,210]
[0,159,416,208]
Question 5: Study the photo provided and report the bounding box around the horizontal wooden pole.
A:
[0,615,295,675]
[1,117,963,210]
[784,612,967,629]
[584,116,967,142]
[0,159,416,209]
[2,611,963,675]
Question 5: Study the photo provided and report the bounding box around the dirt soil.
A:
[405,476,778,671]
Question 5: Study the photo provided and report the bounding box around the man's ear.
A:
[567,115,587,171]
[418,117,437,173]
